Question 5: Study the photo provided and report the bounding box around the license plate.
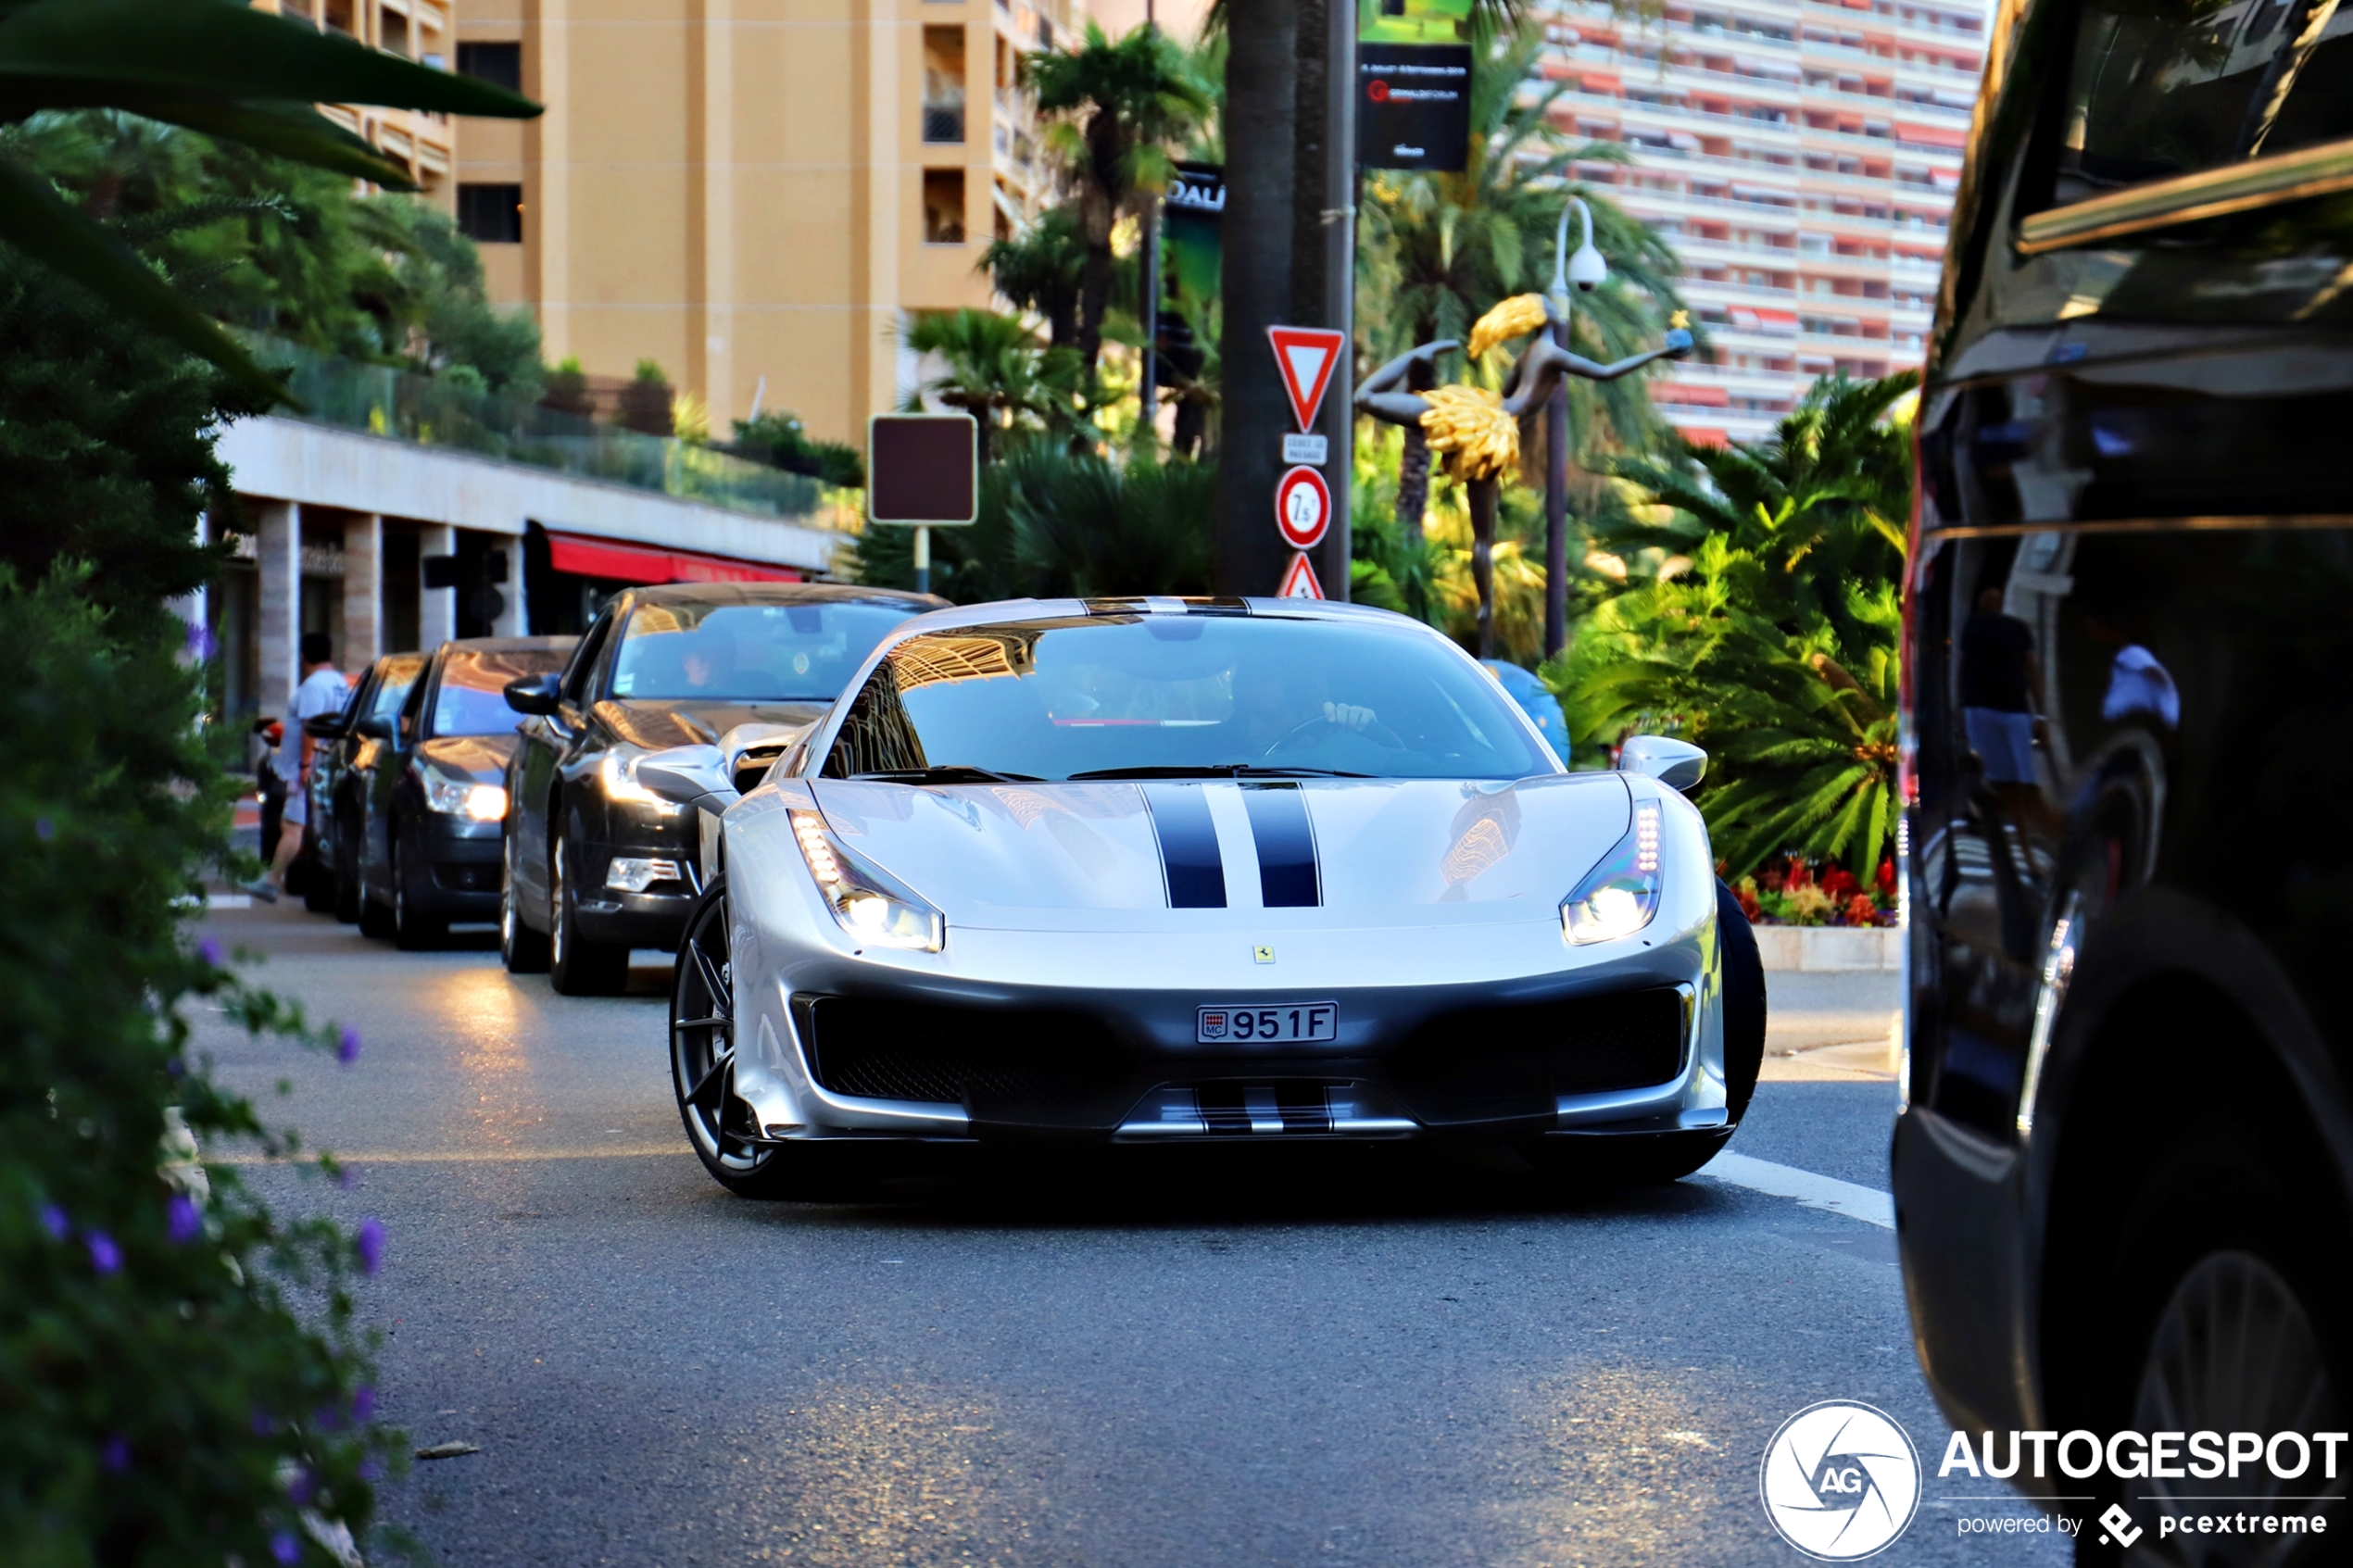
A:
[1196,1002,1339,1045]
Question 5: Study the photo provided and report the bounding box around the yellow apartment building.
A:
[256,0,461,203]
[453,0,1073,445]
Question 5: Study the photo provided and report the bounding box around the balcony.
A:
[257,338,831,522]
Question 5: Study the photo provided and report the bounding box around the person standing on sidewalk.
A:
[247,633,345,901]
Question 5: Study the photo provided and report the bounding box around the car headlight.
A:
[598,746,684,814]
[422,766,508,822]
[1561,799,1663,945]
[789,809,945,952]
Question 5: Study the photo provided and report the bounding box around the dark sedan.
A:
[348,636,576,948]
[499,582,938,994]
[304,651,426,923]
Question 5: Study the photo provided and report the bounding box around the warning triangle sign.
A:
[1277,551,1326,600]
[1266,326,1346,433]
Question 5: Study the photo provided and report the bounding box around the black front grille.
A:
[1388,987,1688,1128]
[793,996,1134,1127]
[432,861,498,893]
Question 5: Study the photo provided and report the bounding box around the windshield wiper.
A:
[850,766,1043,784]
[1066,764,1373,781]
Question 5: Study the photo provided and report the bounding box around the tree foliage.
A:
[730,410,863,489]
[1022,21,1211,391]
[900,307,1085,461]
[1550,371,1917,876]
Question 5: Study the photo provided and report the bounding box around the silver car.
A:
[638,596,1768,1198]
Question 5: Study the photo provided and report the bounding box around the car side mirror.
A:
[304,714,348,740]
[634,745,733,807]
[1618,734,1706,793]
[354,715,394,742]
[504,673,562,716]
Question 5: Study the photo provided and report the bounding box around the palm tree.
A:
[900,307,1082,462]
[978,204,1086,350]
[1597,370,1917,655]
[1357,13,1684,557]
[0,0,535,395]
[1022,21,1211,394]
[1553,532,1901,877]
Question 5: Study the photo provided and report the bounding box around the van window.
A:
[2052,0,2353,205]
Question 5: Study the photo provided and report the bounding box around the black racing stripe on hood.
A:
[1140,784,1226,908]
[1241,783,1320,908]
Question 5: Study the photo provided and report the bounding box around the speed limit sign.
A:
[1273,466,1331,550]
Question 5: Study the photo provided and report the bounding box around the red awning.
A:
[1656,383,1731,407]
[545,531,804,585]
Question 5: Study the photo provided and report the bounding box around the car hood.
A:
[598,698,830,750]
[806,774,1632,931]
[417,734,522,782]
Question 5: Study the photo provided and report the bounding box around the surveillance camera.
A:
[1568,243,1607,293]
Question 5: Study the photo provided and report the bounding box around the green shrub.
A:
[0,569,396,1568]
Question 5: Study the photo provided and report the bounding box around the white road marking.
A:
[1699,1150,1895,1229]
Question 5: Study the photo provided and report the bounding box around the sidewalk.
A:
[1760,969,1900,1083]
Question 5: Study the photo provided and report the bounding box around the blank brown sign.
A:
[868,415,977,522]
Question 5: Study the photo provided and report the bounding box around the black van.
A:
[1900,0,2353,1549]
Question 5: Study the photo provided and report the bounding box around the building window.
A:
[457,41,523,93]
[458,182,524,244]
[922,27,966,143]
[923,169,967,244]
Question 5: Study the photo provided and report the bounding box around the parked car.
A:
[1899,0,2352,1548]
[498,582,941,994]
[1478,659,1567,761]
[346,636,576,948]
[626,596,1765,1201]
[302,651,426,922]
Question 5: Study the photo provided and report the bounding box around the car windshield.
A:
[610,601,914,703]
[819,614,1556,782]
[432,647,570,738]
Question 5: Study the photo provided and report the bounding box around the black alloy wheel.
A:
[333,805,363,924]
[2077,1117,2349,1566]
[670,877,774,1191]
[500,828,550,974]
[547,826,628,996]
[391,831,447,951]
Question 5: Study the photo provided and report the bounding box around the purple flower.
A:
[166,1195,202,1245]
[185,621,218,661]
[100,1436,131,1473]
[38,1203,68,1240]
[336,1025,360,1066]
[355,1218,384,1275]
[352,1386,376,1424]
[33,817,53,842]
[196,939,222,970]
[359,1458,384,1483]
[85,1232,120,1274]
[271,1528,300,1564]
[334,1165,358,1189]
[251,1411,275,1437]
[286,1468,316,1505]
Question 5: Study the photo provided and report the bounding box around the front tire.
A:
[1718,879,1767,1123]
[548,826,628,996]
[500,829,550,974]
[391,831,446,951]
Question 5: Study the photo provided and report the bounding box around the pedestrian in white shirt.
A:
[247,633,346,901]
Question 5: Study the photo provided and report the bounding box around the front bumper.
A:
[730,917,1729,1147]
[573,834,698,950]
[415,816,502,919]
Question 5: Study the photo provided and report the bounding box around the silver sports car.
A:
[635,596,1767,1198]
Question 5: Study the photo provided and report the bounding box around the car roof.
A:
[438,635,578,657]
[623,581,945,610]
[884,596,1429,637]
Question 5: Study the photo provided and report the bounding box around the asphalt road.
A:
[191,901,2069,1568]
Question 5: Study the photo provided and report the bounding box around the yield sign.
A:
[1277,551,1327,600]
[1266,326,1346,433]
